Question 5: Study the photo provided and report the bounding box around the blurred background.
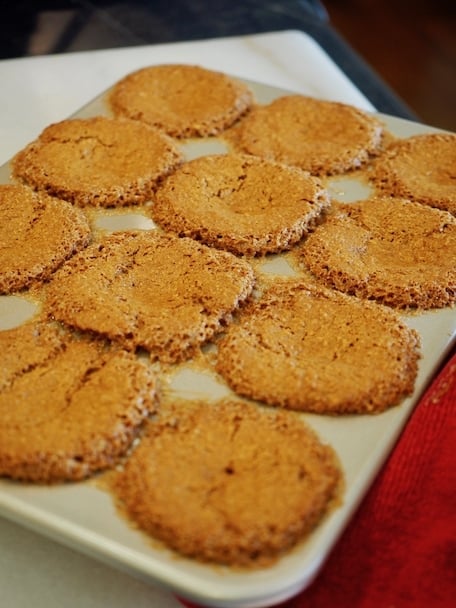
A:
[324,0,455,131]
[1,0,455,131]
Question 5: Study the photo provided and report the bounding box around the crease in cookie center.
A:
[1,341,104,427]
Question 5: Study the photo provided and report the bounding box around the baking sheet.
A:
[0,78,455,608]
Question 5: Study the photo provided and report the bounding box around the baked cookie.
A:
[299,197,456,309]
[0,321,157,482]
[112,399,341,567]
[11,116,183,207]
[0,184,91,294]
[370,133,456,215]
[216,280,420,415]
[225,94,384,175]
[44,231,255,363]
[152,154,330,256]
[108,64,254,138]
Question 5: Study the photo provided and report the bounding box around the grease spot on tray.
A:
[0,295,40,330]
[167,367,231,400]
[327,176,372,203]
[93,213,156,232]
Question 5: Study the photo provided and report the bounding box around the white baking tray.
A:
[0,78,454,608]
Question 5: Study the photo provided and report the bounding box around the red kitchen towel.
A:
[180,348,456,608]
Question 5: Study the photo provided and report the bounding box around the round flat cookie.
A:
[216,280,420,415]
[11,116,183,207]
[108,64,254,138]
[226,94,384,175]
[44,232,255,363]
[299,197,456,309]
[0,321,157,482]
[371,133,456,215]
[112,399,341,567]
[152,154,330,256]
[0,184,91,294]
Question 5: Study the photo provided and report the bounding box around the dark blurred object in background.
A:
[324,0,455,131]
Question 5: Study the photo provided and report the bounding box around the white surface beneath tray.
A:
[0,29,405,608]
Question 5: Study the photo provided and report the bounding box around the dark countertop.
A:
[2,1,418,120]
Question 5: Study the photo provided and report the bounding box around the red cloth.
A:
[179,348,456,608]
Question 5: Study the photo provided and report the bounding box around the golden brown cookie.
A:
[108,64,254,138]
[152,153,330,256]
[112,399,341,567]
[11,116,183,207]
[0,321,157,482]
[0,184,91,294]
[44,231,255,363]
[370,133,456,215]
[225,94,384,175]
[299,197,456,309]
[216,280,420,415]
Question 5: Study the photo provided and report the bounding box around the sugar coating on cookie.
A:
[0,321,157,482]
[113,399,341,567]
[152,153,330,256]
[45,232,255,363]
[11,116,183,207]
[300,197,456,309]
[108,64,254,138]
[0,184,91,294]
[216,280,420,414]
[371,133,456,215]
[226,94,384,175]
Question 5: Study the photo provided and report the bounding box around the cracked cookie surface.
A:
[0,183,91,294]
[152,153,330,256]
[225,94,384,175]
[370,133,456,215]
[216,280,421,414]
[112,399,342,567]
[0,321,157,482]
[11,116,183,207]
[299,197,456,309]
[44,231,255,363]
[108,64,254,138]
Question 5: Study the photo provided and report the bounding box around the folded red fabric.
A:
[180,348,456,608]
[280,348,456,607]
